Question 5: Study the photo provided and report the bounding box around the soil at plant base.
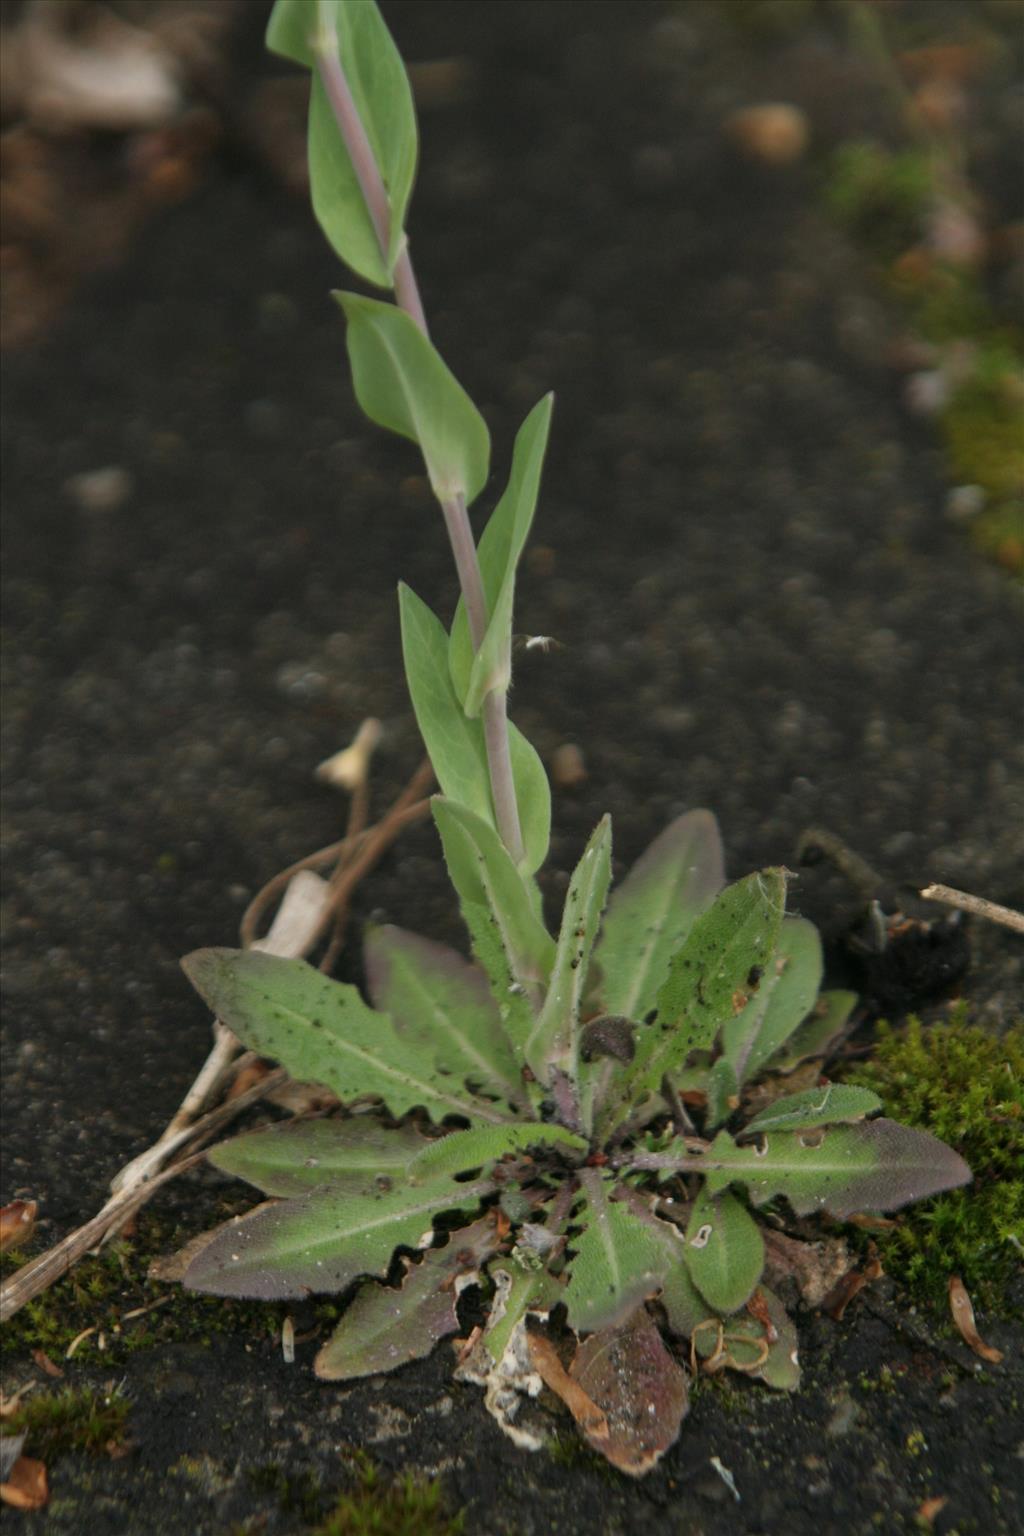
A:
[2,2,1022,1533]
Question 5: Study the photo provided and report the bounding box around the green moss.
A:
[840,1013,1024,1311]
[0,1385,129,1462]
[312,1454,464,1536]
[825,142,934,262]
[1,1212,282,1364]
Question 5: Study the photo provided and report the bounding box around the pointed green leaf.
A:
[399,591,549,874]
[743,1083,882,1135]
[449,895,538,1060]
[767,989,858,1073]
[364,924,526,1112]
[314,1215,500,1380]
[449,395,554,714]
[269,2,417,285]
[524,817,612,1094]
[338,294,489,503]
[409,1121,587,1179]
[720,917,822,1086]
[432,798,554,1003]
[596,870,786,1139]
[594,810,725,1022]
[399,584,493,822]
[181,947,511,1125]
[704,1056,739,1130]
[563,1172,671,1333]
[507,720,551,875]
[683,1186,764,1314]
[699,1120,972,1217]
[183,1171,494,1300]
[208,1117,429,1197]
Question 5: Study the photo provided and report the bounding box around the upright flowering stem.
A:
[314,8,525,866]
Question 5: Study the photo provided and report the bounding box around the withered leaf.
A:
[0,1200,38,1254]
[0,1455,48,1511]
[949,1275,1003,1364]
[526,1329,609,1440]
[569,1305,689,1476]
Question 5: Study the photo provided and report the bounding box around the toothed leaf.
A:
[409,1122,587,1179]
[563,1172,671,1333]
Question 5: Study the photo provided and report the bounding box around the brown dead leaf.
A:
[917,1496,948,1527]
[30,1350,63,1380]
[824,1256,883,1322]
[0,1200,38,1253]
[0,1455,48,1511]
[761,1228,853,1308]
[949,1276,1003,1364]
[569,1306,689,1477]
[745,1288,777,1344]
[527,1330,609,1440]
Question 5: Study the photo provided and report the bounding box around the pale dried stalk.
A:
[919,883,1024,936]
[0,1070,285,1324]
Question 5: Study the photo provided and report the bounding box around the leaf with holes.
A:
[181,948,513,1126]
[699,1121,972,1217]
[720,917,822,1086]
[683,1186,764,1314]
[596,869,786,1139]
[182,1171,494,1300]
[314,1215,501,1380]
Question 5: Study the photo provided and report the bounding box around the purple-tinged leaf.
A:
[209,1117,430,1197]
[364,924,527,1112]
[684,1186,764,1314]
[569,1304,689,1476]
[700,1120,972,1217]
[314,1215,501,1380]
[182,1173,494,1300]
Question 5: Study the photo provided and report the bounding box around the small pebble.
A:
[551,743,587,788]
[726,103,809,165]
[63,466,133,514]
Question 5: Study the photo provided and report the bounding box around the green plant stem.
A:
[313,5,525,867]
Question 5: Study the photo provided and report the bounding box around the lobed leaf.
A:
[596,870,786,1139]
[432,798,554,1004]
[449,395,554,715]
[408,1122,587,1180]
[268,1,417,285]
[742,1083,882,1135]
[593,809,725,1022]
[569,1305,689,1476]
[181,947,512,1125]
[338,294,490,504]
[482,1264,562,1364]
[314,1215,500,1380]
[208,1117,429,1197]
[363,924,526,1112]
[720,917,822,1087]
[563,1172,671,1333]
[683,1186,765,1314]
[523,816,612,1096]
[182,1172,494,1300]
[699,1120,972,1217]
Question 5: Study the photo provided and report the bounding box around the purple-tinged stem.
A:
[313,12,525,864]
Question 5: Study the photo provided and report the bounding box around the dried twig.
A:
[919,883,1024,936]
[0,1070,284,1324]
